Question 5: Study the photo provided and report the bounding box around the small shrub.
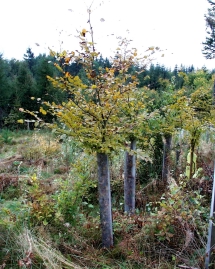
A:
[54,177,97,226]
[26,177,56,226]
[134,177,208,268]
[54,179,82,225]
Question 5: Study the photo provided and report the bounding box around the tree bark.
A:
[189,139,196,179]
[162,134,172,181]
[175,143,181,178]
[124,139,136,215]
[97,152,113,248]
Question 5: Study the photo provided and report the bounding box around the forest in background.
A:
[0,47,202,130]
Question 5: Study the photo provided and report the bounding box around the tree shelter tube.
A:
[97,152,113,248]
[124,139,136,215]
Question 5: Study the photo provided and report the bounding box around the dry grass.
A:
[16,229,85,269]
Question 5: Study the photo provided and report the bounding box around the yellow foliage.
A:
[44,34,150,153]
[81,28,87,37]
[31,173,37,182]
[39,107,47,115]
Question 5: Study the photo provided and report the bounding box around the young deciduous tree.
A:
[145,77,178,181]
[112,51,159,214]
[119,48,158,214]
[167,70,214,179]
[20,8,158,244]
[36,25,142,247]
[121,88,149,214]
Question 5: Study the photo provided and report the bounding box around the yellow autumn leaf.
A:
[31,173,37,181]
[65,57,71,63]
[39,107,47,115]
[61,50,67,57]
[81,29,87,37]
[17,119,24,124]
[49,48,56,57]
[65,72,70,78]
[54,63,64,73]
[68,76,75,83]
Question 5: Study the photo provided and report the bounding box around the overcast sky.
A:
[0,0,214,70]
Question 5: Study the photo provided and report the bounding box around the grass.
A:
[0,129,211,268]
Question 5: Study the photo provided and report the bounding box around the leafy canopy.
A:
[43,32,146,153]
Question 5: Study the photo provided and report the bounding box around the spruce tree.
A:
[203,0,215,59]
[24,48,35,73]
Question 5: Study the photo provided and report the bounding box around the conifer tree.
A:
[24,48,35,73]
[203,0,215,103]
[203,0,215,59]
[0,55,11,127]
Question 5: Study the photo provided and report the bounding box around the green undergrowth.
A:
[0,129,211,268]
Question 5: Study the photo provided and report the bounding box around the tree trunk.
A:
[189,139,196,179]
[124,139,136,215]
[189,140,195,179]
[175,143,181,178]
[162,134,172,181]
[97,152,113,248]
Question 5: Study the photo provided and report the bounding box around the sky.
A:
[0,0,214,70]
